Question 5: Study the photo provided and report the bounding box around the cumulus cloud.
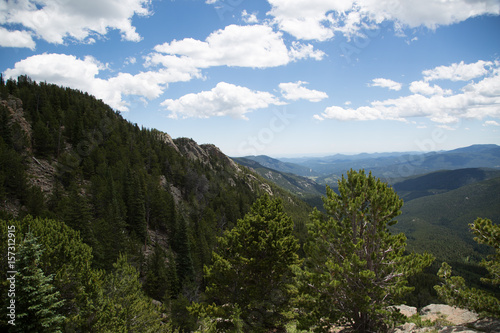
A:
[314,60,500,124]
[148,24,323,71]
[242,10,259,23]
[4,53,196,112]
[369,78,402,91]
[266,0,500,41]
[423,60,494,81]
[409,81,452,96]
[279,81,328,102]
[0,0,150,47]
[161,82,284,120]
[483,120,500,127]
[0,27,36,50]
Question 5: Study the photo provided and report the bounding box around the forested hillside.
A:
[0,76,311,331]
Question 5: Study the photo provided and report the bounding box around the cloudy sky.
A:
[1,0,500,157]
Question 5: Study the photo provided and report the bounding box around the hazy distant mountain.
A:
[238,155,319,177]
[278,144,500,186]
[392,168,500,202]
[232,157,325,205]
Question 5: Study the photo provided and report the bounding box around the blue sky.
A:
[1,0,500,157]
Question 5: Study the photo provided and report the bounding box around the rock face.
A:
[392,304,499,333]
[420,304,478,325]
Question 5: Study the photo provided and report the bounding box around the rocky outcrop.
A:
[392,304,499,333]
[420,304,478,325]
[201,144,241,173]
[1,96,32,146]
[27,156,57,194]
[152,129,180,154]
[175,137,211,165]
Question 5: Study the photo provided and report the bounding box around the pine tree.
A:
[32,119,54,157]
[298,169,434,332]
[435,218,500,316]
[144,244,170,300]
[105,254,166,332]
[172,216,194,285]
[13,232,65,332]
[202,194,301,332]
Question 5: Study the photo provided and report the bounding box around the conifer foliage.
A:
[299,169,434,332]
[201,194,301,332]
[435,217,500,317]
[13,232,65,332]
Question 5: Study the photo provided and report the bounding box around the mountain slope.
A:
[393,168,500,201]
[239,155,319,177]
[394,177,500,264]
[233,156,325,198]
[0,77,312,296]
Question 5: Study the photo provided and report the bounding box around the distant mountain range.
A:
[240,144,500,186]
[232,156,325,207]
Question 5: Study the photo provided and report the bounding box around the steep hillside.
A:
[0,76,312,298]
[394,177,500,264]
[393,168,500,201]
[233,156,325,201]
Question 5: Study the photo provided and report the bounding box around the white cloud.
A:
[314,60,500,124]
[423,60,494,81]
[288,41,325,61]
[147,25,324,82]
[409,81,452,96]
[266,0,500,41]
[161,82,284,120]
[3,53,197,112]
[483,120,500,127]
[369,78,402,91]
[125,57,137,65]
[279,81,328,102]
[152,25,290,69]
[0,0,150,47]
[150,24,323,72]
[0,27,36,50]
[242,10,259,23]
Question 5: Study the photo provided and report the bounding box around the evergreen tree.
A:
[298,169,434,332]
[173,216,194,286]
[435,217,500,316]
[144,244,170,300]
[32,119,54,157]
[105,254,166,332]
[201,194,301,332]
[13,232,65,332]
[124,169,147,241]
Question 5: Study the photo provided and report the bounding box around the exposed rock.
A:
[393,305,418,318]
[175,137,211,165]
[169,184,183,206]
[152,130,180,154]
[420,304,478,325]
[3,97,31,133]
[391,304,500,333]
[469,317,500,332]
[259,183,273,196]
[27,156,57,194]
[1,96,32,148]
[202,144,241,173]
[246,174,258,192]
